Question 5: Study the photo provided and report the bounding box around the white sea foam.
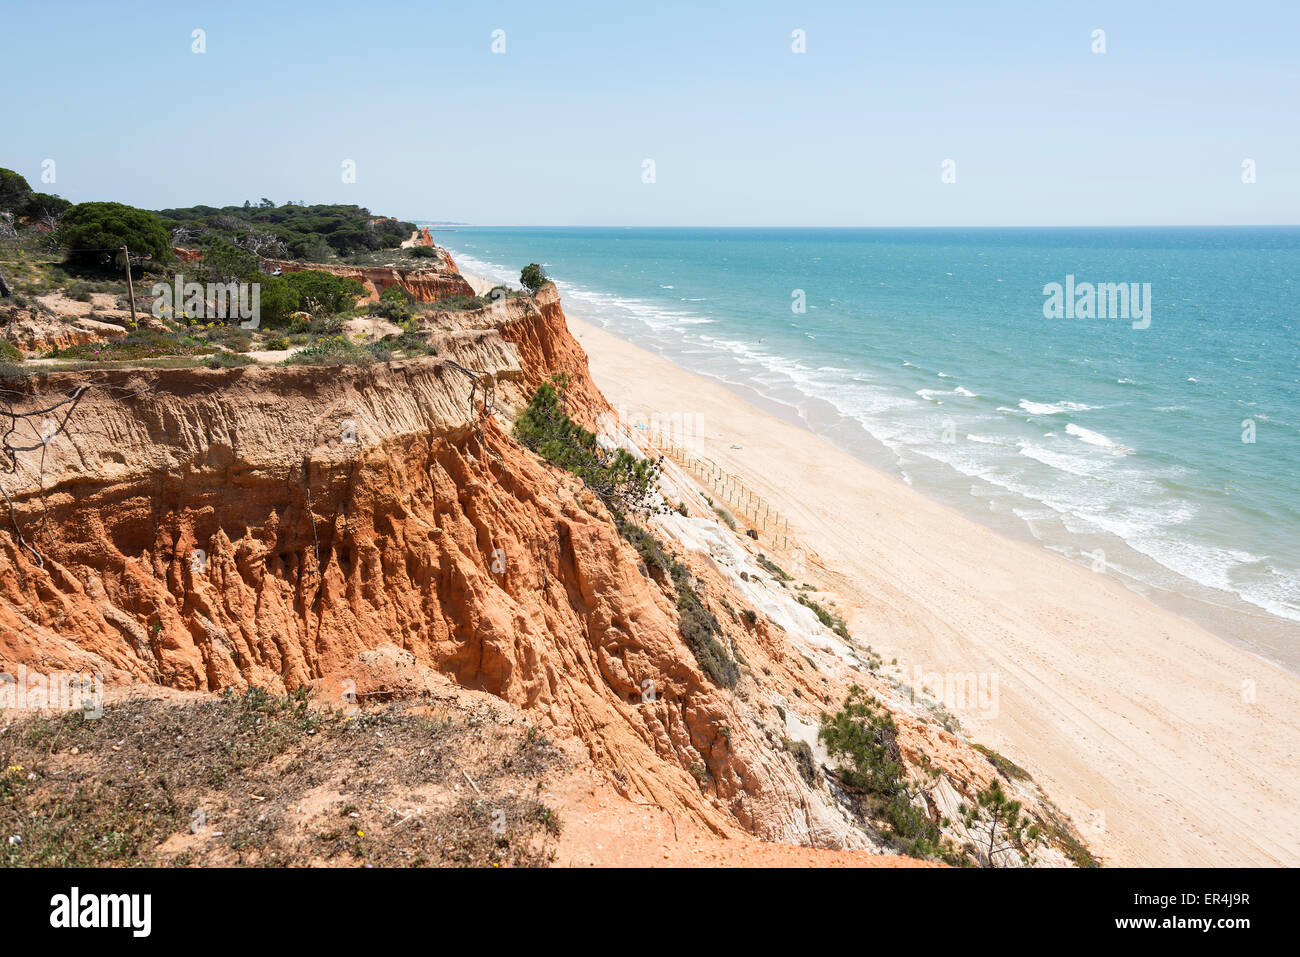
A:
[916,386,978,402]
[1018,399,1098,415]
[1065,422,1131,453]
[1017,440,1108,477]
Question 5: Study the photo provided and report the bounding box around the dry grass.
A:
[0,688,564,867]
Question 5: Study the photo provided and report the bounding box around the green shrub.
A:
[23,191,71,222]
[408,245,437,258]
[958,778,1042,867]
[205,352,256,368]
[264,335,289,351]
[256,275,299,327]
[797,593,850,640]
[613,516,739,689]
[372,285,415,321]
[786,739,818,785]
[375,328,436,358]
[199,324,253,352]
[53,328,212,362]
[675,577,739,689]
[60,201,173,266]
[282,270,365,316]
[290,313,344,336]
[514,379,660,517]
[65,281,95,303]
[615,515,672,578]
[0,340,24,362]
[283,335,374,367]
[972,743,1032,782]
[757,554,793,581]
[820,686,957,862]
[192,238,260,286]
[519,263,548,293]
[436,294,489,312]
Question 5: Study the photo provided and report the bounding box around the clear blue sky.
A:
[6,0,1298,226]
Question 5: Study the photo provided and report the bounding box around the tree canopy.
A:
[0,168,33,213]
[520,263,549,293]
[154,202,414,261]
[0,168,71,222]
[60,201,173,264]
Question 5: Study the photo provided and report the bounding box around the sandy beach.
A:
[564,313,1300,867]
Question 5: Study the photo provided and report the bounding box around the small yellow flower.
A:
[356,830,364,837]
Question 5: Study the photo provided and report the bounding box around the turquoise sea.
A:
[436,226,1300,670]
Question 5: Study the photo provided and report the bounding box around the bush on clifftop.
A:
[519,263,548,293]
[60,202,173,266]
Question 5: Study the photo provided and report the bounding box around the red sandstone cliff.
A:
[0,282,1091,862]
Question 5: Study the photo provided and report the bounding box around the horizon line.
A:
[413,222,1300,230]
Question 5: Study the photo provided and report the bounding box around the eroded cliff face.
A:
[0,283,1088,859]
[0,291,808,841]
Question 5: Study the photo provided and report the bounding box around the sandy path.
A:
[567,315,1300,867]
[550,771,941,868]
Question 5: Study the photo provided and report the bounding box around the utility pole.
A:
[121,245,138,326]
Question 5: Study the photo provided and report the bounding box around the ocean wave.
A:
[1113,536,1299,623]
[1018,399,1099,415]
[1017,440,1109,477]
[1065,422,1131,453]
[916,386,979,402]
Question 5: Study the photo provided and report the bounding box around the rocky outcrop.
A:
[262,256,472,304]
[416,283,608,424]
[402,226,434,248]
[0,306,128,355]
